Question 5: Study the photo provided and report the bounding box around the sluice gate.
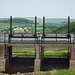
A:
[0,16,75,73]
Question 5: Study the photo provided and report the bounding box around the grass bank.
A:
[38,68,75,75]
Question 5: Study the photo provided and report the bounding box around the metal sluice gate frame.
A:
[9,16,72,44]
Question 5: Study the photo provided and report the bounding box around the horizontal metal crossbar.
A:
[11,36,36,38]
[44,37,70,38]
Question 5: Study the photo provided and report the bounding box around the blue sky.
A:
[0,0,75,18]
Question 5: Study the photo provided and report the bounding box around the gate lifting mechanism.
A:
[9,16,71,44]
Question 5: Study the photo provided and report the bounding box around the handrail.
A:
[0,33,74,44]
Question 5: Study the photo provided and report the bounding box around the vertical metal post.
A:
[68,16,70,43]
[68,47,70,67]
[4,33,5,43]
[10,16,12,35]
[35,16,37,36]
[9,16,12,42]
[41,16,45,44]
[68,47,69,59]
[56,33,57,42]
[21,33,23,41]
[35,16,37,43]
[43,16,45,37]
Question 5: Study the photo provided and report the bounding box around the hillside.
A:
[0,18,75,33]
[1,17,75,25]
[51,22,75,33]
[25,17,75,25]
[0,18,58,33]
[0,18,35,33]
[0,18,34,24]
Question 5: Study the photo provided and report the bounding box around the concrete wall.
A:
[0,44,6,72]
[34,44,41,73]
[0,43,75,73]
[70,45,75,68]
[0,44,10,72]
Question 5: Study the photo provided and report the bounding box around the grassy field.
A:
[12,46,69,58]
[38,68,75,75]
[12,47,35,58]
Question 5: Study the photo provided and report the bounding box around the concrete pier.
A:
[70,45,75,68]
[34,44,41,73]
[0,44,6,72]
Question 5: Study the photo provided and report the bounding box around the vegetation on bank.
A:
[51,22,75,33]
[38,68,75,75]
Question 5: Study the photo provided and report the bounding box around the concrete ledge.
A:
[34,59,41,73]
[70,60,75,68]
[0,67,5,72]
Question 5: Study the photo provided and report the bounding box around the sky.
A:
[0,0,75,19]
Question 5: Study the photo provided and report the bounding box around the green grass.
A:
[38,68,75,75]
[38,71,51,75]
[14,29,24,32]
[12,47,69,58]
[12,47,35,58]
[12,47,35,52]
